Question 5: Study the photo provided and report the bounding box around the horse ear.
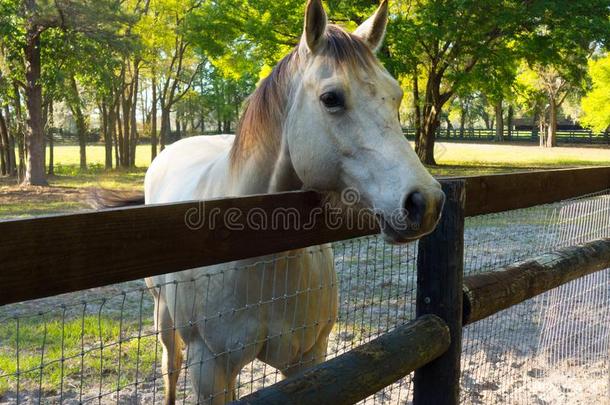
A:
[353,0,388,53]
[303,0,327,53]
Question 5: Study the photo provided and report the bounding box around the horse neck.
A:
[232,76,303,196]
[231,136,302,196]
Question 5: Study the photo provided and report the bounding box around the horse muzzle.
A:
[378,188,446,244]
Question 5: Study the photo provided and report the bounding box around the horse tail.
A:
[89,189,145,209]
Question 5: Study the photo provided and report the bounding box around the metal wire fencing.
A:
[461,189,610,404]
[0,237,419,404]
[1,190,609,404]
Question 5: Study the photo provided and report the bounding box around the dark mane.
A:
[229,25,378,166]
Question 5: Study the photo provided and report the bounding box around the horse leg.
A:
[186,337,238,405]
[154,296,184,405]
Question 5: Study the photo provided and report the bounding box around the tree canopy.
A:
[0,0,609,184]
[581,55,610,133]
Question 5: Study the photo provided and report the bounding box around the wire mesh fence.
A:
[0,189,609,404]
[0,238,419,404]
[461,189,610,404]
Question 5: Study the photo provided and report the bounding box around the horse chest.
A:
[164,246,337,367]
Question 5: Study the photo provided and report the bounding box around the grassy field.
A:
[0,141,608,219]
[433,142,610,175]
[48,145,152,169]
[0,312,158,397]
[46,142,610,174]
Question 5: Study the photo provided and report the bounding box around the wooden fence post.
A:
[413,180,465,405]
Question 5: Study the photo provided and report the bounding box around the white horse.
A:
[100,1,444,403]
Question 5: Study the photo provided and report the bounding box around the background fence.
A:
[1,168,610,404]
[403,128,610,145]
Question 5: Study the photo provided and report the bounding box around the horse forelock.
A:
[319,25,378,74]
[229,25,379,168]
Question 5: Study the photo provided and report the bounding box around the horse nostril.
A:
[404,191,427,228]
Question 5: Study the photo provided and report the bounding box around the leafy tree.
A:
[0,0,131,184]
[382,0,525,164]
[581,54,610,133]
[3,0,609,182]
[384,0,610,163]
[517,65,584,146]
[142,0,202,156]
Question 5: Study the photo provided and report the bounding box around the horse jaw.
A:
[268,138,303,193]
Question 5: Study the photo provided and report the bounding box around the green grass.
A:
[47,141,610,180]
[48,145,152,169]
[1,142,608,220]
[0,314,157,397]
[0,161,146,220]
[49,164,147,190]
[433,142,610,172]
[0,201,85,219]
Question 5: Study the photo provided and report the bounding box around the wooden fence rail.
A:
[1,167,609,306]
[458,166,610,216]
[463,238,610,325]
[235,315,451,405]
[0,191,375,306]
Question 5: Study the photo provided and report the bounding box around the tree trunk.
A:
[129,62,140,167]
[47,127,54,175]
[160,106,170,151]
[415,72,447,165]
[216,108,222,133]
[445,116,452,138]
[234,102,239,132]
[100,102,107,168]
[546,97,557,148]
[101,102,113,169]
[0,108,11,176]
[412,72,422,147]
[417,107,438,165]
[418,116,439,165]
[495,99,503,142]
[459,106,466,139]
[121,88,131,168]
[3,105,17,176]
[23,26,47,185]
[13,85,26,181]
[484,116,492,130]
[507,105,513,139]
[69,76,87,170]
[0,122,6,175]
[539,112,547,147]
[151,74,158,161]
[110,94,123,168]
[47,99,54,176]
[108,98,122,168]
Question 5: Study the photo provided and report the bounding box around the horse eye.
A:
[320,91,345,111]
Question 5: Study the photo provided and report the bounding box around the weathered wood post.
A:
[413,180,465,405]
